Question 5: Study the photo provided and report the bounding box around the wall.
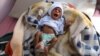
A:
[9,0,41,18]
[0,0,15,22]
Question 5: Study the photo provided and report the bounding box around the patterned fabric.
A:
[9,1,99,56]
[23,28,37,56]
[68,10,100,56]
[23,36,35,56]
[0,32,13,56]
[74,26,100,56]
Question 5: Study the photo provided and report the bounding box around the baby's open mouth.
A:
[54,14,58,17]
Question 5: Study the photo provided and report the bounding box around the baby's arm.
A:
[34,31,42,46]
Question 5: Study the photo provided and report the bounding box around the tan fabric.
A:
[48,8,93,56]
[10,1,93,56]
[64,8,93,37]
[10,1,51,56]
[10,12,26,56]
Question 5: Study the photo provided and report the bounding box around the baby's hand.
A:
[35,42,44,49]
[35,42,46,52]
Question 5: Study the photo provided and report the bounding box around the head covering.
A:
[48,2,63,17]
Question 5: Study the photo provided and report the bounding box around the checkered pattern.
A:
[74,26,100,56]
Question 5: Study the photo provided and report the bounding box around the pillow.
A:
[9,0,41,18]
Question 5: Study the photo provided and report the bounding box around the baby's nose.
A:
[55,10,59,13]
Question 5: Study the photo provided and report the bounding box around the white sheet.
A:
[90,17,100,34]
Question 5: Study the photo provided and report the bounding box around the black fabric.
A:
[23,36,35,56]
[0,32,13,56]
[0,32,13,42]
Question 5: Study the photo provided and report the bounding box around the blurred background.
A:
[9,0,97,17]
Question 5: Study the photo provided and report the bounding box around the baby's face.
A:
[51,7,62,20]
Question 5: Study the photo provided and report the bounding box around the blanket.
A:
[7,1,100,56]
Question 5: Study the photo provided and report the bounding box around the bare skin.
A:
[34,25,57,56]
[34,7,62,56]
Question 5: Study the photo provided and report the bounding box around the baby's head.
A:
[48,2,63,20]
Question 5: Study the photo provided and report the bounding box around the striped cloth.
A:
[22,27,37,56]
[0,32,13,56]
[23,36,35,56]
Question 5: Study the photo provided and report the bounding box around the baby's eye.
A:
[58,10,61,12]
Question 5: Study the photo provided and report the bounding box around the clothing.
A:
[48,2,63,16]
[75,27,100,56]
[23,35,35,56]
[38,2,64,35]
[25,15,38,26]
[37,2,64,51]
[0,32,13,56]
[39,15,64,35]
[41,33,55,46]
[69,15,100,56]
